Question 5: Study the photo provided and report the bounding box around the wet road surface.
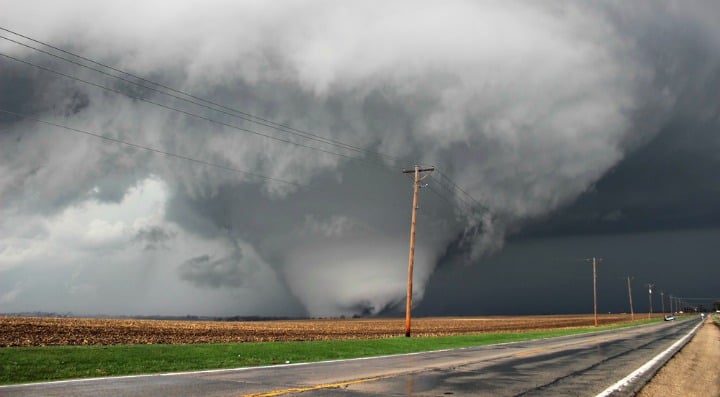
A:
[0,319,700,397]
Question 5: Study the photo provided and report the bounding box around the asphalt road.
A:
[0,319,700,397]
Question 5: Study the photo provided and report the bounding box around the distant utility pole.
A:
[402,165,434,337]
[669,294,673,314]
[660,291,665,315]
[625,276,635,321]
[647,283,654,319]
[585,257,602,327]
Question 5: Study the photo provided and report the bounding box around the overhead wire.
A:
[427,173,478,214]
[0,52,380,164]
[2,48,466,218]
[0,108,302,187]
[0,53,482,218]
[0,27,401,164]
[0,26,490,221]
[435,169,487,210]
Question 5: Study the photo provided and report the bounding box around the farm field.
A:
[0,314,650,346]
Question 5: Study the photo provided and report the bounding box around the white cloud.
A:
[0,177,296,315]
[0,0,711,316]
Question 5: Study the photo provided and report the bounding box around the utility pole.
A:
[625,276,635,321]
[585,257,602,326]
[647,283,654,319]
[669,294,673,314]
[660,291,665,315]
[402,165,434,337]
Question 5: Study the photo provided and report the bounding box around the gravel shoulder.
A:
[638,316,720,397]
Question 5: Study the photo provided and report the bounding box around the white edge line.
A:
[0,346,465,388]
[0,320,668,389]
[595,320,704,397]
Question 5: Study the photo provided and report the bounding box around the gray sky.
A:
[0,1,719,317]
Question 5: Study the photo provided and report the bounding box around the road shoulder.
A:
[638,317,720,397]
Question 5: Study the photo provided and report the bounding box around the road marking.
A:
[0,350,443,388]
[0,321,664,390]
[241,375,391,397]
[515,348,546,357]
[595,320,703,397]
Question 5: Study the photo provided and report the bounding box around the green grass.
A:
[0,318,661,385]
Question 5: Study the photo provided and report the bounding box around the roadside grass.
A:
[0,318,661,385]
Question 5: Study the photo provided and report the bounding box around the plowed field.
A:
[0,314,644,347]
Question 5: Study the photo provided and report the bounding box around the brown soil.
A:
[0,314,643,346]
[638,317,720,397]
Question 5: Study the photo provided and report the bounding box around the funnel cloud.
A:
[1,1,719,317]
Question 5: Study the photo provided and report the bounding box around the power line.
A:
[0,51,395,170]
[2,47,486,222]
[425,182,465,212]
[429,174,477,213]
[0,27,489,211]
[0,27,401,164]
[2,49,491,223]
[427,172,491,223]
[674,297,720,301]
[436,169,487,210]
[0,26,494,223]
[0,108,302,187]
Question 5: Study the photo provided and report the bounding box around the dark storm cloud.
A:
[417,2,720,316]
[510,2,720,240]
[0,63,49,118]
[178,252,249,288]
[1,0,719,317]
[517,117,720,239]
[0,64,64,138]
[600,1,720,116]
[132,225,176,250]
[0,60,95,121]
[420,228,720,316]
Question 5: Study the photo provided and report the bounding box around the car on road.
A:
[664,315,675,321]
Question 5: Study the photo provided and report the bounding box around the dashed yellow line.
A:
[515,348,547,357]
[241,375,391,397]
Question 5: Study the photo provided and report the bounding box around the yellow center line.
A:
[243,334,622,396]
[241,375,392,397]
[514,348,547,357]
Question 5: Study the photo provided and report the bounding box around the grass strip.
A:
[0,318,661,385]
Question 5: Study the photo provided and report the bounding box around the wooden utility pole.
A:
[647,283,654,319]
[626,276,635,321]
[585,257,602,327]
[402,165,434,337]
[660,291,665,315]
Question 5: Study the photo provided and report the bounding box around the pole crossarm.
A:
[402,167,436,173]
